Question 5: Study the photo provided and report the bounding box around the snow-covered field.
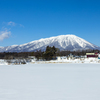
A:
[0,63,100,100]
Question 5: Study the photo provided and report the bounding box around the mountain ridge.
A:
[0,34,100,52]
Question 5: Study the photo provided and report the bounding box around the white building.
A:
[56,56,67,61]
[98,54,100,59]
[56,56,61,61]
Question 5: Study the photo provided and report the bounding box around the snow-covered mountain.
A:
[0,34,100,52]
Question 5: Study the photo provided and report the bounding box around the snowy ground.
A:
[1,57,100,65]
[32,58,100,64]
[0,63,100,100]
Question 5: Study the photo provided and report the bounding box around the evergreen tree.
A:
[43,46,57,60]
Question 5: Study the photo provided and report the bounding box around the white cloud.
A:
[0,21,24,41]
[7,21,16,26]
[5,21,24,28]
[0,30,11,41]
[19,24,24,28]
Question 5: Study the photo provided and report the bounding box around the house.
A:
[86,53,98,58]
[60,56,67,60]
[56,56,67,61]
[28,56,37,61]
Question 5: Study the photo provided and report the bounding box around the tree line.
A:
[0,46,100,60]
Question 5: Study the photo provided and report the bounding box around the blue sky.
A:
[0,0,100,47]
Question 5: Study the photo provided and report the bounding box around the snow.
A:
[0,57,100,65]
[0,34,100,52]
[0,63,100,100]
[48,57,100,64]
[0,60,8,65]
